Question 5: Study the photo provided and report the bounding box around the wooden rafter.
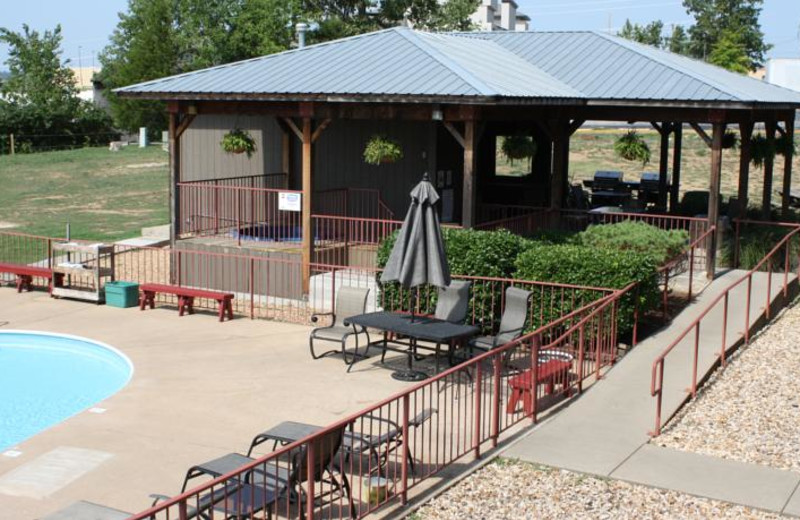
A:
[175,114,196,140]
[311,119,332,143]
[443,122,465,149]
[689,122,712,148]
[567,119,585,136]
[281,117,304,141]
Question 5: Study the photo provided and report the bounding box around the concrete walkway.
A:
[507,269,800,516]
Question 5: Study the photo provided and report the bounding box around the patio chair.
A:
[309,286,371,372]
[468,286,533,354]
[344,408,437,476]
[152,426,355,520]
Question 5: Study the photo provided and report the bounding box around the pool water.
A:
[0,331,132,451]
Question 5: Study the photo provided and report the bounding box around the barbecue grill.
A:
[590,170,630,207]
[639,171,669,206]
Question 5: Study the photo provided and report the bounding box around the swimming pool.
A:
[0,331,133,451]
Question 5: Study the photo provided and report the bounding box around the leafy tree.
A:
[667,24,690,55]
[683,0,770,70]
[708,30,750,73]
[99,0,177,134]
[0,24,78,113]
[618,19,664,47]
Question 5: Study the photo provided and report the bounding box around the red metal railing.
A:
[128,287,624,520]
[177,182,303,244]
[181,172,289,190]
[649,222,800,436]
[312,215,403,268]
[656,225,716,318]
[315,188,395,220]
[0,231,55,288]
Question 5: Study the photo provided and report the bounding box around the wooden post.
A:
[168,112,180,246]
[301,117,313,294]
[707,122,724,279]
[782,117,795,217]
[462,120,477,228]
[9,133,14,156]
[550,125,568,210]
[670,124,682,212]
[658,124,670,211]
[762,120,777,219]
[737,121,754,219]
[282,130,291,187]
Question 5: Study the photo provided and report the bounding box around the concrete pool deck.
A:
[0,289,413,519]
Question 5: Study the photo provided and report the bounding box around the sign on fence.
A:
[279,192,301,212]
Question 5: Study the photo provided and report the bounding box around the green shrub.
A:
[514,243,659,336]
[377,228,529,332]
[721,225,800,271]
[575,221,688,265]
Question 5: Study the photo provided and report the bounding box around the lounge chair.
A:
[309,286,371,372]
[468,286,533,354]
[40,501,130,520]
[153,426,355,520]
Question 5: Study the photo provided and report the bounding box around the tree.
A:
[683,0,770,70]
[618,19,664,48]
[667,25,689,55]
[99,0,177,134]
[0,24,78,113]
[708,29,750,73]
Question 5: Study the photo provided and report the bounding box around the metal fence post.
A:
[473,361,483,459]
[400,394,410,505]
[306,440,316,520]
[531,334,541,423]
[491,356,501,448]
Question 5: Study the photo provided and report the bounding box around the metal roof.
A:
[116,27,800,107]
[469,31,800,104]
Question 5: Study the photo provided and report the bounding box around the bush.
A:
[721,225,800,271]
[514,243,660,336]
[377,228,529,332]
[575,221,688,265]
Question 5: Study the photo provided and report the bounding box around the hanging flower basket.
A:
[721,130,738,150]
[501,135,537,165]
[364,135,403,165]
[221,128,257,158]
[614,130,651,166]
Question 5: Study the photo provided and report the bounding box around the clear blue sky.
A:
[0,0,798,69]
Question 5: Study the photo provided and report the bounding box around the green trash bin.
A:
[105,281,140,308]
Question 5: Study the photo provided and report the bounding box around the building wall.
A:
[180,114,284,181]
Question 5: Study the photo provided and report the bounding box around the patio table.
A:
[345,311,479,381]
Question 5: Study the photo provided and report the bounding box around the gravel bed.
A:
[655,299,800,472]
[413,459,778,519]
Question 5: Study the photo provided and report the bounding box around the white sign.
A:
[279,192,302,212]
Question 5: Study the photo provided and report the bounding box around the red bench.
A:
[139,283,235,322]
[0,262,63,293]
[506,360,572,415]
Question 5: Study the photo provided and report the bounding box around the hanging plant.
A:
[220,128,257,158]
[363,135,403,165]
[750,133,775,169]
[501,135,537,165]
[776,133,798,158]
[614,130,651,166]
[721,130,738,150]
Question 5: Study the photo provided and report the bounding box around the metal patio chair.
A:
[41,501,131,520]
[309,286,371,372]
[468,286,533,354]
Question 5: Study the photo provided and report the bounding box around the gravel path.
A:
[655,299,800,472]
[413,459,779,519]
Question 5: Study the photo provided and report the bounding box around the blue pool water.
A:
[0,331,132,451]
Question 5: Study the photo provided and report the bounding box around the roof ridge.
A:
[396,30,497,96]
[115,27,402,93]
[590,31,756,101]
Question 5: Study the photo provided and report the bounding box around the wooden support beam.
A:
[550,122,570,210]
[175,113,196,140]
[311,119,331,143]
[707,122,724,279]
[658,122,670,211]
[690,122,713,147]
[462,120,477,228]
[281,117,303,141]
[281,130,291,186]
[650,122,663,134]
[670,123,682,212]
[737,121,754,219]
[782,118,794,216]
[762,120,777,219]
[567,119,585,136]
[168,112,180,248]
[443,122,465,149]
[301,118,313,294]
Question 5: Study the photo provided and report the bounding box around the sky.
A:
[0,0,798,70]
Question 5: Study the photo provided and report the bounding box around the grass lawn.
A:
[0,145,168,241]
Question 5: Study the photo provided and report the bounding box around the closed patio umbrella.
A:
[380,173,451,380]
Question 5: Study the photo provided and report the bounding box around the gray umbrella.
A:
[381,173,451,290]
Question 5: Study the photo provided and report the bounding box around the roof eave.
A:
[587,99,800,111]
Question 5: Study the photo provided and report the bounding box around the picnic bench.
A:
[138,283,235,322]
[506,359,572,415]
[0,262,63,293]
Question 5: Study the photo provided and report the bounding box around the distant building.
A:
[69,66,109,109]
[470,0,530,32]
[766,59,800,93]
